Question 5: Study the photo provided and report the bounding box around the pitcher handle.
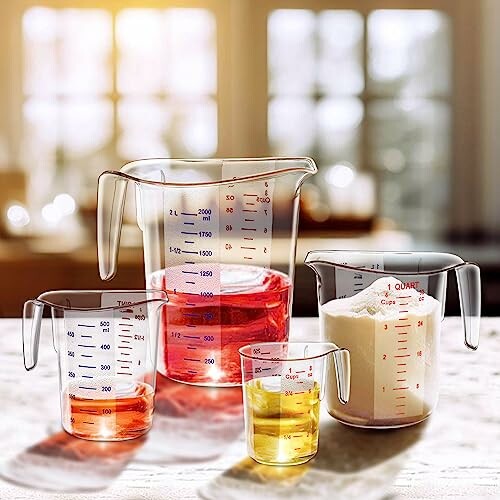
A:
[331,348,351,405]
[97,171,129,280]
[23,300,45,371]
[455,263,481,350]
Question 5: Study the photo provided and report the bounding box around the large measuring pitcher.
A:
[305,251,481,429]
[98,158,317,386]
[23,290,168,440]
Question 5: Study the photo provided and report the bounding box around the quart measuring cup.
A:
[97,158,317,386]
[305,251,481,429]
[239,342,350,465]
[23,290,168,440]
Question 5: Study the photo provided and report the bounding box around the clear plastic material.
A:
[239,342,350,465]
[304,251,481,429]
[23,290,168,441]
[97,158,317,386]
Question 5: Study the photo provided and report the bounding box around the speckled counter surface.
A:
[0,317,498,499]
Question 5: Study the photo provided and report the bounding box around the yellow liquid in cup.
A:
[244,379,320,465]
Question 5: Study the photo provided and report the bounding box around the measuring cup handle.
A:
[22,300,45,371]
[331,348,351,405]
[455,263,481,350]
[97,171,129,281]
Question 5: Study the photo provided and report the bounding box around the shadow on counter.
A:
[0,374,244,493]
[199,418,428,500]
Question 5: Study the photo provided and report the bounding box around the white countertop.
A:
[0,317,498,499]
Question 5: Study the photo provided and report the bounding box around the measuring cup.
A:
[305,251,481,429]
[97,158,317,386]
[23,290,168,440]
[239,342,350,466]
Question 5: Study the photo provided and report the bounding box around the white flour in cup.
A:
[320,276,441,427]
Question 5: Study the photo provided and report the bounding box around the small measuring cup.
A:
[239,342,350,466]
[23,290,168,441]
[305,250,481,429]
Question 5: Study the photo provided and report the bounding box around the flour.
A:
[321,277,441,427]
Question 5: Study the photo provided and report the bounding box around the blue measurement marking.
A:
[183,222,195,225]
[182,250,198,254]
[182,270,199,275]
[81,354,93,358]
[181,231,197,235]
[77,344,96,348]
[78,365,96,369]
[81,335,93,338]
[78,386,96,390]
[77,324,95,328]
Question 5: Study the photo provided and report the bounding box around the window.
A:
[268,8,452,236]
[22,5,217,201]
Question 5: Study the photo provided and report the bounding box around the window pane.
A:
[368,10,451,96]
[318,11,364,96]
[268,97,315,156]
[164,9,216,95]
[268,10,316,96]
[116,9,164,94]
[117,97,170,159]
[168,98,217,156]
[368,99,450,171]
[317,97,363,165]
[23,7,112,96]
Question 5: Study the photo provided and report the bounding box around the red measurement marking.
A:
[396,412,406,416]
[395,325,411,328]
[397,347,408,351]
[241,227,257,231]
[243,237,254,241]
[399,310,409,313]
[395,355,410,358]
[396,404,406,407]
[242,210,258,213]
[398,296,411,299]
[398,318,408,321]
[186,346,196,350]
[296,370,306,373]
[396,379,407,382]
[397,363,407,366]
[245,202,256,206]
[244,257,253,260]
[398,332,408,335]
[294,448,301,451]
[183,358,200,362]
[398,340,408,343]
[397,370,407,374]
[241,246,256,250]
[292,435,301,438]
[243,194,257,197]
[295,402,303,405]
[295,391,305,394]
[393,387,409,390]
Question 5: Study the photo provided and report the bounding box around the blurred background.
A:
[0,0,498,316]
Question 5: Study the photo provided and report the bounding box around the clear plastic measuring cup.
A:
[305,251,481,429]
[23,290,168,440]
[239,342,350,465]
[97,158,317,386]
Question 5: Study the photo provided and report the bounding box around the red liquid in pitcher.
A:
[151,264,291,386]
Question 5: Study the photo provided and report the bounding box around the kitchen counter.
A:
[0,317,499,499]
